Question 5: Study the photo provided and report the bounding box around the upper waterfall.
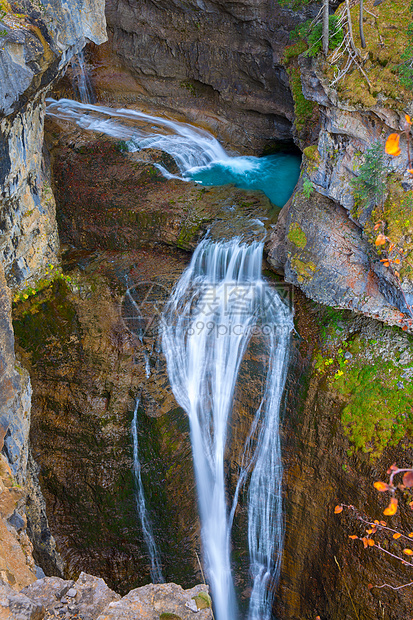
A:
[161,237,293,620]
[45,98,300,207]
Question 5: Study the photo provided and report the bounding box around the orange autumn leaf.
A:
[406,114,412,125]
[385,133,401,156]
[409,533,413,538]
[375,234,387,246]
[393,532,402,539]
[334,505,343,514]
[349,535,358,539]
[381,260,390,267]
[402,548,413,555]
[367,539,375,547]
[383,497,398,516]
[374,481,390,492]
[380,521,387,526]
[362,537,369,548]
[408,169,413,175]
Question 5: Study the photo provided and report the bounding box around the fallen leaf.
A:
[349,535,358,540]
[375,234,387,246]
[374,481,390,492]
[383,497,398,516]
[385,133,401,156]
[334,505,343,514]
[393,533,402,539]
[406,114,412,125]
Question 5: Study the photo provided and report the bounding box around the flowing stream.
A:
[161,238,293,620]
[46,98,300,206]
[132,397,164,583]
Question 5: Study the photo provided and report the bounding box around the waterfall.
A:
[132,398,164,583]
[70,51,96,105]
[161,238,293,620]
[45,98,300,206]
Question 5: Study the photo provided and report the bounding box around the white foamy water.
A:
[46,97,231,172]
[161,238,293,620]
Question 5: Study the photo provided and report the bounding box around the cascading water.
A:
[161,238,293,620]
[45,98,300,207]
[70,51,96,105]
[132,398,164,583]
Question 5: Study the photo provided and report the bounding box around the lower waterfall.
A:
[161,238,293,620]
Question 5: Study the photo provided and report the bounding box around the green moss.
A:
[159,614,182,620]
[283,40,307,63]
[303,145,320,163]
[327,0,412,107]
[291,256,317,282]
[192,592,212,609]
[334,340,413,460]
[288,222,307,249]
[287,67,317,132]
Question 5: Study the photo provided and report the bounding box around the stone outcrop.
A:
[266,176,406,327]
[267,15,413,327]
[1,573,212,620]
[0,0,106,289]
[86,0,321,152]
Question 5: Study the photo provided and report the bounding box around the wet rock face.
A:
[13,249,202,594]
[47,130,275,252]
[96,0,320,151]
[275,299,413,620]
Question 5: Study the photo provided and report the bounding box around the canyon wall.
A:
[88,0,321,151]
[0,0,106,594]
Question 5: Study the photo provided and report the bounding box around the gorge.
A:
[2,1,413,620]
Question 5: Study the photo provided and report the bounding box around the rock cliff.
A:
[88,0,321,151]
[0,0,106,289]
[267,0,413,329]
[0,0,106,597]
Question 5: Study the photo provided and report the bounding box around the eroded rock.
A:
[96,583,212,620]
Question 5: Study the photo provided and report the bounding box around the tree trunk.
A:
[359,0,366,48]
[322,0,329,56]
